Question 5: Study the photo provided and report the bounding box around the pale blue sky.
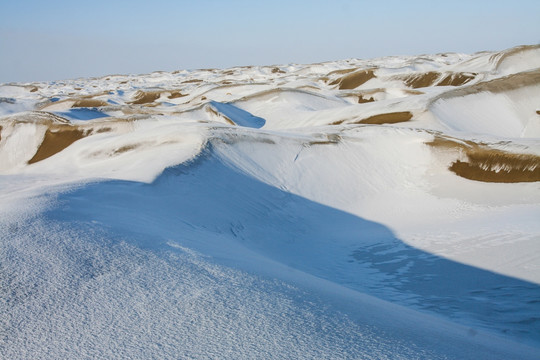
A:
[1,0,539,83]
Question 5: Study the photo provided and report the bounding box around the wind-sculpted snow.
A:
[1,45,540,358]
[208,101,266,128]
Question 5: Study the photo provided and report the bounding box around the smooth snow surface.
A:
[1,45,540,359]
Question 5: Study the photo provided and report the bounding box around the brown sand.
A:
[357,111,413,124]
[437,73,476,86]
[403,89,425,95]
[450,151,540,183]
[330,69,376,90]
[427,136,540,183]
[113,144,140,155]
[0,125,2,142]
[128,90,161,105]
[168,91,187,99]
[182,79,202,83]
[206,106,235,125]
[72,99,109,108]
[436,69,540,101]
[95,127,112,133]
[29,87,38,93]
[271,67,285,74]
[308,134,341,145]
[402,72,440,88]
[537,110,540,115]
[28,126,86,164]
[358,95,375,103]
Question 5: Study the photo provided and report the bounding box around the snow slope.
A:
[1,44,540,359]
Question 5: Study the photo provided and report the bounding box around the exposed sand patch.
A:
[358,95,375,104]
[28,126,86,164]
[450,151,540,183]
[113,144,140,155]
[182,79,202,84]
[357,111,413,125]
[206,106,235,125]
[0,125,2,142]
[271,67,285,74]
[330,69,376,90]
[403,89,425,95]
[438,73,476,86]
[397,72,476,89]
[128,90,161,105]
[168,91,187,99]
[434,69,540,101]
[307,133,341,145]
[95,127,112,133]
[72,99,109,108]
[1,111,138,164]
[402,72,440,88]
[427,136,540,183]
[29,87,38,93]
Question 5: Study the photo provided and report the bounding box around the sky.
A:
[1,0,539,83]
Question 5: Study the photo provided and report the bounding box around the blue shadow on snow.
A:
[46,145,540,344]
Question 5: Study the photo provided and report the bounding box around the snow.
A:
[1,44,540,359]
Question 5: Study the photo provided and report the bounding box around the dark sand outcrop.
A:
[271,67,285,74]
[28,126,86,164]
[437,72,476,86]
[396,72,477,89]
[72,99,109,108]
[433,69,540,102]
[428,136,540,183]
[402,72,440,88]
[330,69,376,90]
[358,95,375,103]
[128,90,162,105]
[358,111,413,124]
[168,91,187,99]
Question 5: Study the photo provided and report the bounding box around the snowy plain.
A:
[1,44,540,359]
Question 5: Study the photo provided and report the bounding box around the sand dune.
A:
[450,149,540,183]
[72,99,109,108]
[437,68,540,98]
[329,69,376,89]
[395,71,477,88]
[428,136,540,182]
[1,44,540,359]
[128,90,162,105]
[358,111,413,124]
[28,126,86,164]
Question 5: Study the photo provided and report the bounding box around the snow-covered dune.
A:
[1,45,540,359]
